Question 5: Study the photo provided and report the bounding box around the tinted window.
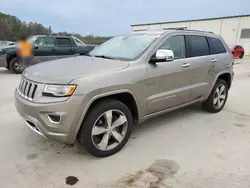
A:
[159,35,186,59]
[56,38,71,47]
[186,35,209,57]
[207,37,226,54]
[36,37,55,47]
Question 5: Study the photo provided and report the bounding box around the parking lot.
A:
[0,57,250,188]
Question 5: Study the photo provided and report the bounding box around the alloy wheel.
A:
[213,84,227,109]
[14,61,24,72]
[91,110,128,151]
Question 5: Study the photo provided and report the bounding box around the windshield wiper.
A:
[94,55,117,60]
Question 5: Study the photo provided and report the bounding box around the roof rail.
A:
[163,27,214,34]
[182,28,214,34]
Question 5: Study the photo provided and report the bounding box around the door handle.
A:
[182,63,190,68]
[211,59,218,63]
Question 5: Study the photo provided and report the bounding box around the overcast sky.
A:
[0,0,249,36]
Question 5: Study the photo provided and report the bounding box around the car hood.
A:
[23,56,130,84]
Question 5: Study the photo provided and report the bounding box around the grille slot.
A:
[17,79,38,101]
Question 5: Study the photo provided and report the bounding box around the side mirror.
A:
[150,49,174,64]
[34,44,38,49]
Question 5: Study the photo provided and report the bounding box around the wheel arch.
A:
[217,72,232,89]
[6,54,17,67]
[74,90,140,136]
[205,72,233,101]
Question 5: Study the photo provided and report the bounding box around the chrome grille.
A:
[17,79,37,101]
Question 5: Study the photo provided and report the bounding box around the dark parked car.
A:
[229,44,245,59]
[0,35,96,73]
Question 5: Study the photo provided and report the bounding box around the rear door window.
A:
[186,35,210,57]
[56,38,72,47]
[207,37,226,54]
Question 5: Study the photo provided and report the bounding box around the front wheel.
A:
[77,99,133,157]
[202,79,228,113]
[9,57,24,74]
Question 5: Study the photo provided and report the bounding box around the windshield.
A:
[72,36,86,46]
[89,34,159,60]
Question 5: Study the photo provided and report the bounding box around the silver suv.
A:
[15,29,234,157]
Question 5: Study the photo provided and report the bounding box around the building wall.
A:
[237,17,250,55]
[190,19,222,35]
[132,16,250,55]
[220,18,239,45]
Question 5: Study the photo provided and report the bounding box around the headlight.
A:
[43,85,77,97]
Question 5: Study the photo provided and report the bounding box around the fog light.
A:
[46,114,61,124]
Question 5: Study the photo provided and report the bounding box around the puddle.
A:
[146,159,180,177]
[105,159,180,188]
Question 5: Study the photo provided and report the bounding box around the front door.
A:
[146,35,192,115]
[55,38,75,60]
[33,37,57,64]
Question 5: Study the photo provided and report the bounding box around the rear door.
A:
[55,38,75,60]
[188,35,229,100]
[185,35,212,101]
[33,37,57,64]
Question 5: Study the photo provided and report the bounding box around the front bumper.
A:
[0,55,7,67]
[15,89,90,144]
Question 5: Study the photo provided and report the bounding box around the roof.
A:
[131,14,250,27]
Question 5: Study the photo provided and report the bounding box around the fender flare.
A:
[74,89,140,135]
[207,71,233,97]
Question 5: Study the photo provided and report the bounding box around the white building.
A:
[131,15,250,55]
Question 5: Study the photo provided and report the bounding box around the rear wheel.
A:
[77,99,133,157]
[9,57,24,74]
[202,79,228,113]
[239,52,244,59]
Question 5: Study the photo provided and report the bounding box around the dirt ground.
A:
[0,57,250,188]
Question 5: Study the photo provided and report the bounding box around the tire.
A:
[202,79,228,113]
[77,99,133,157]
[9,57,24,74]
[239,52,244,59]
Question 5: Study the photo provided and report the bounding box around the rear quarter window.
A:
[56,38,72,47]
[207,37,226,54]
